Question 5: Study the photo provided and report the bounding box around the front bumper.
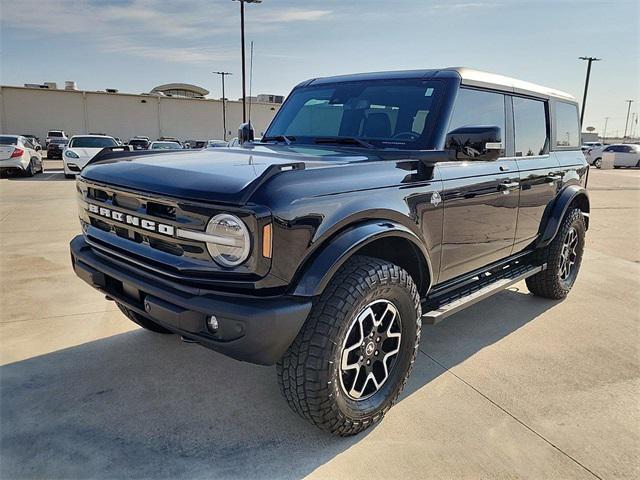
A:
[70,235,312,365]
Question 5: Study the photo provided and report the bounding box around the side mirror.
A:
[445,126,502,161]
[238,123,255,145]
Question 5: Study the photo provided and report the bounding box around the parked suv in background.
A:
[47,138,68,159]
[45,130,67,147]
[70,68,589,436]
[128,137,150,150]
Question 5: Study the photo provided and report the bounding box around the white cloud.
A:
[259,9,332,22]
[1,0,331,65]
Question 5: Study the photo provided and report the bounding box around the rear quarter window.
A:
[554,102,580,148]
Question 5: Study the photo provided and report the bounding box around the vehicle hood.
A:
[81,144,371,204]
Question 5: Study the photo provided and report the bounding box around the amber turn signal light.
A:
[262,224,273,258]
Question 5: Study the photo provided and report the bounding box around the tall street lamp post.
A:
[233,0,261,124]
[213,71,232,141]
[579,56,601,128]
[623,99,634,139]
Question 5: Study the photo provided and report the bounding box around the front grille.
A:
[78,180,211,263]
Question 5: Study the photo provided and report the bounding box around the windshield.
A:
[151,142,182,150]
[129,139,148,146]
[0,136,18,145]
[265,79,443,150]
[69,137,117,148]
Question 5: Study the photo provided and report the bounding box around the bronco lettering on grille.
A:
[87,203,175,236]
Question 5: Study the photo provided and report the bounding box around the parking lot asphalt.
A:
[1,162,638,479]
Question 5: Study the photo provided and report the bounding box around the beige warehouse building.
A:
[0,82,281,143]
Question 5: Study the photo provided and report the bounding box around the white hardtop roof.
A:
[445,67,576,102]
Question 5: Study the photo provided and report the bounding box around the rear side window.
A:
[555,102,580,148]
[448,88,506,138]
[513,97,548,157]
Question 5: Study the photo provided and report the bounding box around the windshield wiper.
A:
[261,135,294,145]
[314,136,375,149]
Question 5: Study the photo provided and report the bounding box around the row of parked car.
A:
[0,131,239,178]
[581,141,640,168]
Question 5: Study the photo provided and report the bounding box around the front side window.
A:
[265,79,443,150]
[447,88,506,136]
[513,97,548,157]
[69,137,117,148]
[555,102,580,148]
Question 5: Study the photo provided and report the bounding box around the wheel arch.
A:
[291,220,433,298]
[537,185,589,248]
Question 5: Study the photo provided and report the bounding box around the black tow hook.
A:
[180,336,198,344]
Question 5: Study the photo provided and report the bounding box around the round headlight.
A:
[206,214,250,267]
[65,150,79,158]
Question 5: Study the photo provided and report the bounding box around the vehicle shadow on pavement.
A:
[0,287,558,479]
[3,172,70,182]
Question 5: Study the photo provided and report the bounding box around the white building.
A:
[0,83,282,142]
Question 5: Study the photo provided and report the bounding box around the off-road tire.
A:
[117,303,173,334]
[277,255,421,436]
[526,208,586,299]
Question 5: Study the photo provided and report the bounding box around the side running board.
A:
[422,262,546,325]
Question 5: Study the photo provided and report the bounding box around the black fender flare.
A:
[292,220,433,297]
[536,185,589,248]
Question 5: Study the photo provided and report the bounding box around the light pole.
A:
[602,117,609,141]
[233,0,261,124]
[213,71,232,140]
[579,56,601,128]
[623,99,634,139]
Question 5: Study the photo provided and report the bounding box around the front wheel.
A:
[277,255,421,436]
[593,158,602,168]
[526,208,586,299]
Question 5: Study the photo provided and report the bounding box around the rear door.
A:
[437,88,519,283]
[510,96,560,251]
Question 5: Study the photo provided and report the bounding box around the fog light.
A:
[207,315,219,333]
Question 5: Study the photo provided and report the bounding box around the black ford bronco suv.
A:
[70,68,589,436]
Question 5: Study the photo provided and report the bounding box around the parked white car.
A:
[595,144,640,169]
[0,135,43,176]
[584,145,606,166]
[148,141,182,150]
[63,135,118,178]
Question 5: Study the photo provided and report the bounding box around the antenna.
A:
[248,41,254,124]
[248,40,254,126]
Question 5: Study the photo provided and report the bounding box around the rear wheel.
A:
[526,208,586,299]
[23,159,35,177]
[117,303,173,334]
[277,255,421,436]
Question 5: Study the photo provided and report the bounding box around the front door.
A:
[438,160,520,282]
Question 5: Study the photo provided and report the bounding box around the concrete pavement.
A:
[1,165,638,479]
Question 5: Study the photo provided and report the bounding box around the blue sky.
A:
[2,0,638,135]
